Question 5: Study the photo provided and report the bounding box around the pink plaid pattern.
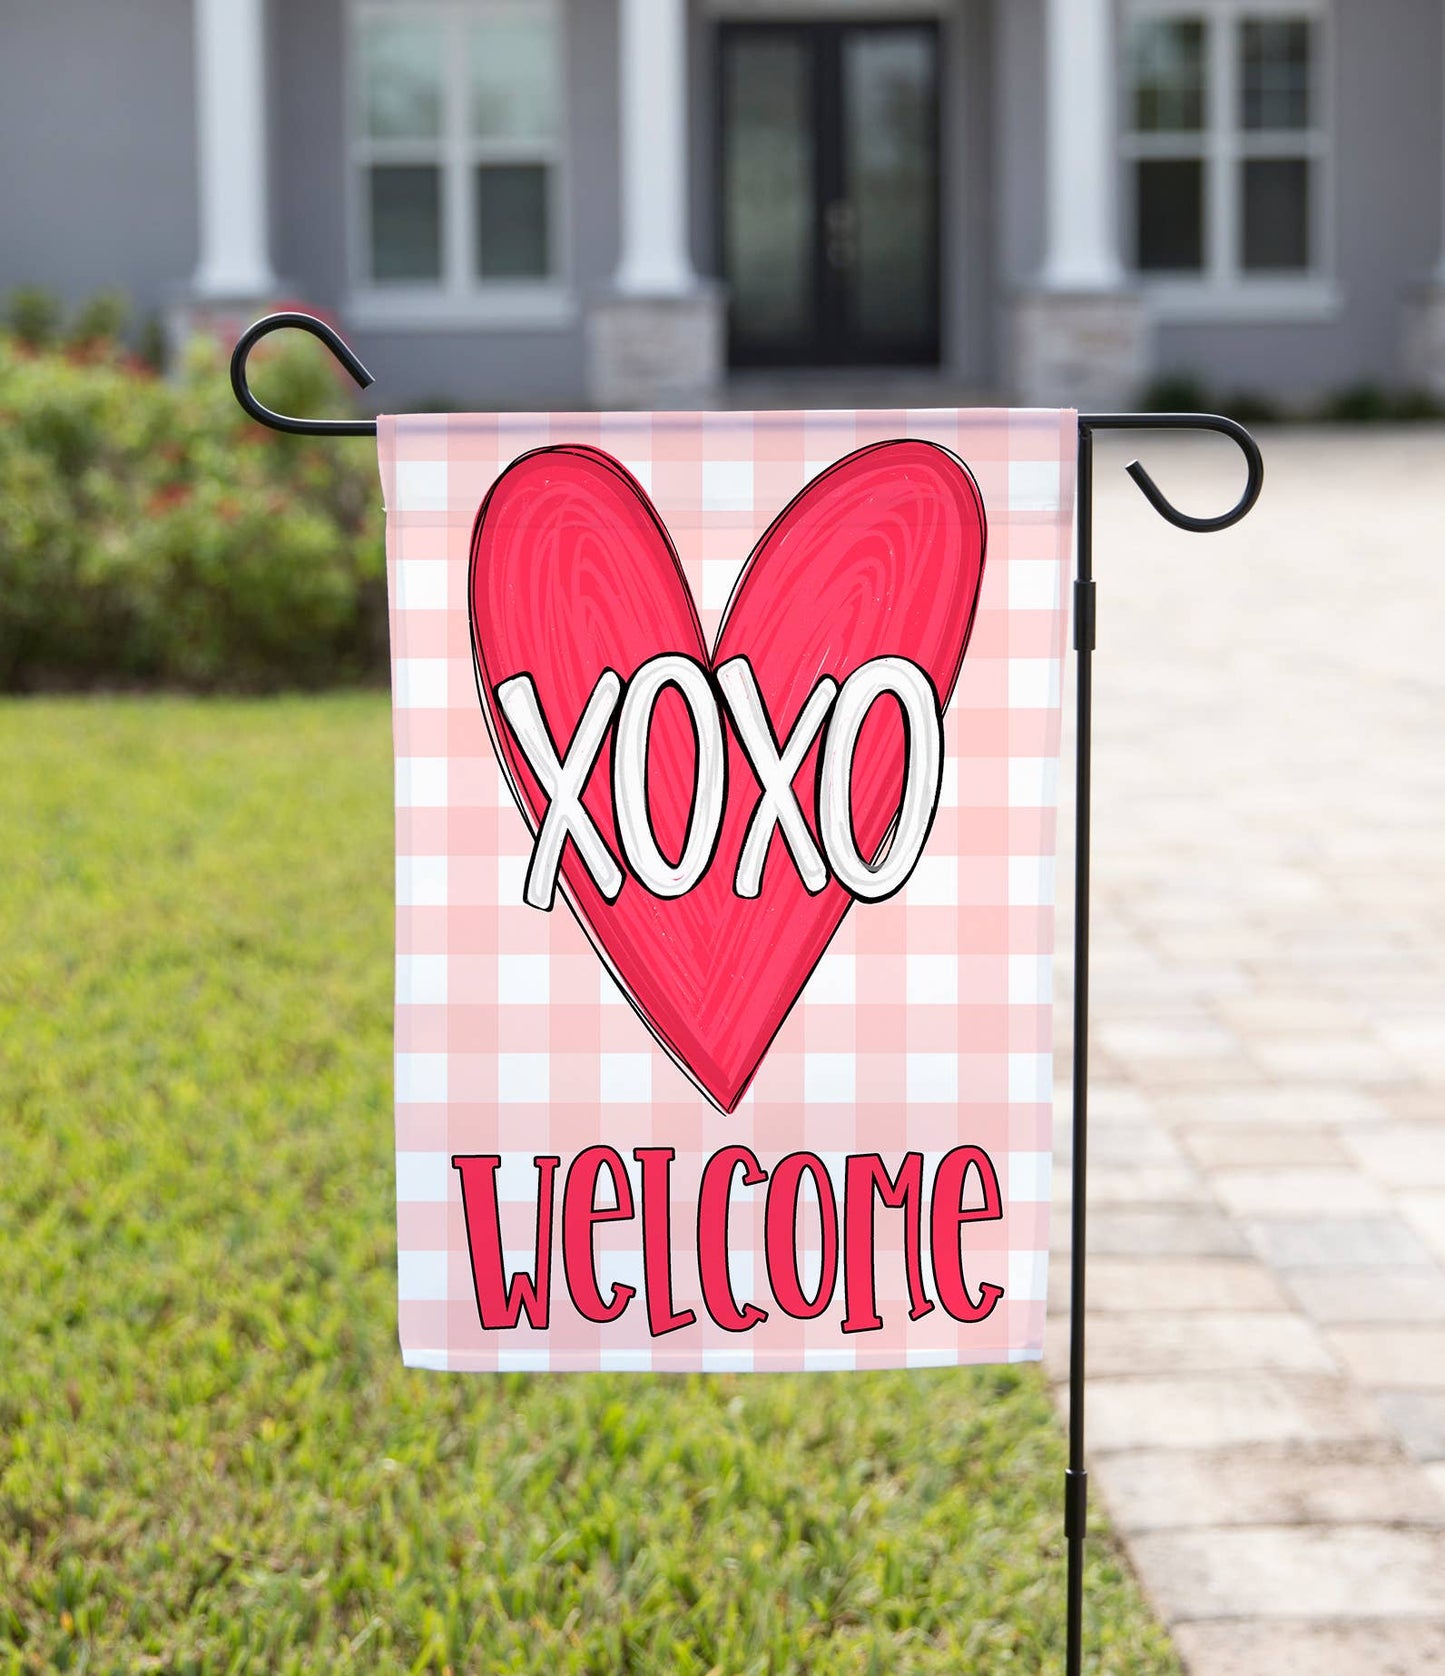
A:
[379,407,1075,1372]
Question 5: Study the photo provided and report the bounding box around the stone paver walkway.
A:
[1043,427,1445,1674]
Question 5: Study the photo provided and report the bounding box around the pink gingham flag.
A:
[379,407,1074,1373]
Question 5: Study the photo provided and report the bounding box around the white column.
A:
[614,0,695,296]
[1039,0,1124,291]
[192,0,276,297]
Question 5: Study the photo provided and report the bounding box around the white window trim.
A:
[1120,0,1338,321]
[345,0,576,330]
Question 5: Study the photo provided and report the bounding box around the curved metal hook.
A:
[1079,411,1263,533]
[230,311,378,437]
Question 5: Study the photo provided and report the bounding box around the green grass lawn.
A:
[0,697,1180,1675]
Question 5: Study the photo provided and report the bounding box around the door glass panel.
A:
[842,29,936,347]
[368,164,442,280]
[1127,18,1206,133]
[1242,157,1310,269]
[360,19,443,140]
[475,163,551,278]
[1241,19,1312,132]
[468,13,560,143]
[723,35,814,347]
[1135,158,1205,271]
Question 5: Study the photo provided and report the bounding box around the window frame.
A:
[1120,0,1340,321]
[346,0,575,329]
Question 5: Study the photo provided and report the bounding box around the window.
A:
[351,1,566,314]
[1122,5,1328,295]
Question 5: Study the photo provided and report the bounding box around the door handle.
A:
[825,199,857,234]
[825,200,857,268]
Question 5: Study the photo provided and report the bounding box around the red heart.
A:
[469,440,987,1112]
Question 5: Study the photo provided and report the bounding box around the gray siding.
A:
[273,0,619,408]
[1,0,1440,405]
[947,0,997,385]
[990,0,1048,392]
[992,0,1047,293]
[1154,0,1442,399]
[0,0,197,325]
[989,0,1439,404]
[271,0,349,315]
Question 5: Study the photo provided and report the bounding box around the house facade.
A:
[5,0,1445,410]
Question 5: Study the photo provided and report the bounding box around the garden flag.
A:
[379,408,1074,1373]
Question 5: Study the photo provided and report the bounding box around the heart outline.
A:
[468,439,988,1112]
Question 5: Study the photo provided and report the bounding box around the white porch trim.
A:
[1039,0,1125,292]
[192,0,276,298]
[614,0,695,296]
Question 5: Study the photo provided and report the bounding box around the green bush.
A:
[1317,382,1445,423]
[1139,371,1212,414]
[1318,381,1394,424]
[1217,390,1284,426]
[0,318,384,690]
[5,286,65,348]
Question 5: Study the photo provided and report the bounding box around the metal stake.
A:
[1063,413,1262,1675]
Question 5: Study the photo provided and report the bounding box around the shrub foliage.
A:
[0,697,1184,1675]
[0,323,384,690]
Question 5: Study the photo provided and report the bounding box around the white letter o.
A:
[613,655,726,898]
[819,657,942,900]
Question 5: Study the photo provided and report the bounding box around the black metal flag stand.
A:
[232,313,1264,1676]
[1064,415,1261,1673]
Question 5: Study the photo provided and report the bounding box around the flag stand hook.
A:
[229,313,1265,1675]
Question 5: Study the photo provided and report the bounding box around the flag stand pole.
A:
[1064,414,1262,1676]
[227,315,1266,1675]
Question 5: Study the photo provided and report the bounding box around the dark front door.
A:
[719,19,941,368]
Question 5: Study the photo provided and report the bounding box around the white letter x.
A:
[717,658,836,898]
[495,672,624,911]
